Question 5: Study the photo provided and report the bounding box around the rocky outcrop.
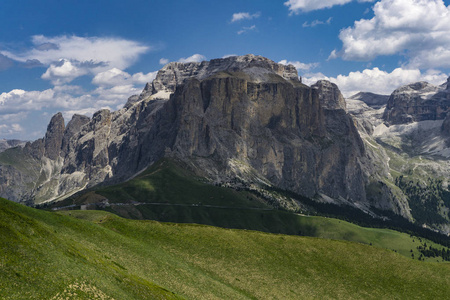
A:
[61,114,90,155]
[43,112,65,160]
[140,54,300,100]
[163,73,365,202]
[383,79,450,125]
[0,55,406,218]
[312,80,346,110]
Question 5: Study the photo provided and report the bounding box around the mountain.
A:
[0,139,26,152]
[3,54,450,234]
[0,56,387,206]
[383,79,450,125]
[345,77,450,234]
[347,92,390,108]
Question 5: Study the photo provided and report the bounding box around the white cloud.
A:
[3,35,149,69]
[159,58,169,65]
[302,67,448,97]
[61,108,101,122]
[0,82,143,117]
[231,12,261,23]
[41,59,88,85]
[285,0,374,13]
[178,54,206,63]
[302,17,332,27]
[0,82,148,139]
[0,124,24,135]
[238,25,257,35]
[328,50,338,61]
[0,35,156,139]
[279,59,319,72]
[0,112,28,123]
[92,68,157,87]
[336,0,450,68]
[1,35,150,84]
[131,72,158,84]
[0,88,56,113]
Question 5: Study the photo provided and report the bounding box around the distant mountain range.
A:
[1,54,450,235]
[347,91,389,108]
[0,139,26,152]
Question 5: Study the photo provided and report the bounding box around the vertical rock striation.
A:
[383,79,450,125]
[0,54,407,218]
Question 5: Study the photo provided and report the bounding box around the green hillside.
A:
[51,159,450,262]
[1,197,450,299]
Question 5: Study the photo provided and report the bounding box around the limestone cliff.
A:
[383,79,450,125]
[0,55,406,218]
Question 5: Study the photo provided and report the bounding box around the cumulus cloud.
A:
[285,0,374,13]
[0,81,149,139]
[92,68,157,87]
[279,59,319,72]
[335,0,450,69]
[2,35,149,69]
[231,12,261,23]
[1,35,150,84]
[238,25,257,35]
[41,59,88,85]
[0,35,156,139]
[0,87,85,114]
[159,58,169,65]
[178,54,206,63]
[302,67,448,97]
[0,82,145,120]
[0,124,24,136]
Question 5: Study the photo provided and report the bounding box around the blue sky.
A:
[1,0,450,140]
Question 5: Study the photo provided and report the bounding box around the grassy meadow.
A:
[1,197,450,299]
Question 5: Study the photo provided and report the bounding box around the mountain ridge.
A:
[2,54,450,233]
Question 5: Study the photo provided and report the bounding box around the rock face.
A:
[0,54,405,217]
[61,114,90,155]
[139,54,300,100]
[43,112,65,160]
[383,80,450,125]
[347,92,389,107]
[442,114,450,135]
[312,80,346,110]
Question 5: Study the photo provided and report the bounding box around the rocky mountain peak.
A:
[44,112,65,160]
[347,92,389,107]
[91,109,111,131]
[139,54,300,101]
[383,79,450,125]
[406,81,432,91]
[312,80,346,110]
[0,54,412,222]
[62,114,90,154]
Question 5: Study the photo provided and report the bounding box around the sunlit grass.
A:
[1,198,449,299]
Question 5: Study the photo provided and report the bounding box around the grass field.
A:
[1,197,450,299]
[53,159,450,262]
